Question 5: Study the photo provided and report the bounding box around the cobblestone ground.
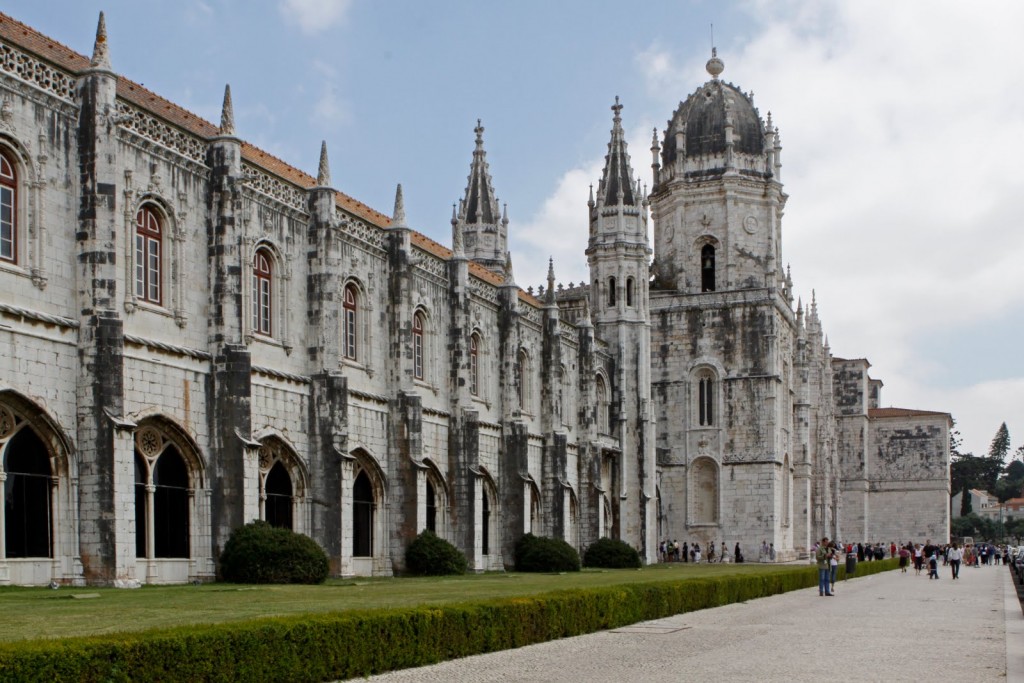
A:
[364,563,1015,682]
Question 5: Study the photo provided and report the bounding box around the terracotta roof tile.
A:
[869,407,950,419]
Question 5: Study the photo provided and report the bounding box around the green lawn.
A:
[0,562,807,642]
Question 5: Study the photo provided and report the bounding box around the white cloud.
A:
[279,0,353,35]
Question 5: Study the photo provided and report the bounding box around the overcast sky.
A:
[7,0,1022,460]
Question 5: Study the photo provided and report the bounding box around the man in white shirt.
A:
[947,543,963,579]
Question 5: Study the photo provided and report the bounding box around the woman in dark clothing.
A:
[734,542,743,563]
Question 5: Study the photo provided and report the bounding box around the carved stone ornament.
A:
[135,426,163,458]
[258,444,275,472]
[0,406,16,439]
[743,215,758,234]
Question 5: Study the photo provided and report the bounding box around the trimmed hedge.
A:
[0,559,898,682]
[219,521,329,584]
[514,533,581,573]
[584,538,642,569]
[405,530,468,576]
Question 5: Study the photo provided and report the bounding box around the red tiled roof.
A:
[0,11,548,311]
[869,407,950,419]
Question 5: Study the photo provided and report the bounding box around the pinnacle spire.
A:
[546,258,556,304]
[90,12,111,70]
[451,204,464,256]
[219,84,235,136]
[455,119,507,274]
[503,251,515,286]
[391,184,407,228]
[316,141,331,187]
[599,96,637,206]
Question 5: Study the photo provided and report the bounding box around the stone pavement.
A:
[367,563,1021,682]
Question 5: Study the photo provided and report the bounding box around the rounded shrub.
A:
[583,537,642,569]
[219,520,329,584]
[514,533,581,573]
[405,530,468,576]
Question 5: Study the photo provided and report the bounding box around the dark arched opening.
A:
[152,446,189,558]
[4,427,52,558]
[265,462,293,530]
[353,471,374,557]
[426,479,437,533]
[701,244,716,292]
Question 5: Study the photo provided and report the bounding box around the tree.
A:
[989,422,1011,462]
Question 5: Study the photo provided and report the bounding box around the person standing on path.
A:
[816,537,834,596]
[948,543,962,579]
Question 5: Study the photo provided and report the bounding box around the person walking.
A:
[948,542,962,579]
[828,542,839,593]
[816,537,834,596]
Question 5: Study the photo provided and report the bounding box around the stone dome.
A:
[661,79,765,166]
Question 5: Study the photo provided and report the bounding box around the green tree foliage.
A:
[514,533,581,572]
[405,530,468,576]
[219,521,329,584]
[582,537,642,569]
[950,513,1006,541]
[1005,517,1024,543]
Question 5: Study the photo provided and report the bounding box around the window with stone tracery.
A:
[0,151,17,264]
[697,370,715,426]
[2,418,52,558]
[134,427,191,560]
[252,249,273,336]
[343,283,358,361]
[413,311,425,381]
[135,205,162,304]
[469,332,480,396]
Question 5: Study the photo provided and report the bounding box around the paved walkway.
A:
[367,563,1022,682]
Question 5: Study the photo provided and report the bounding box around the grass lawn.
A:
[0,561,808,642]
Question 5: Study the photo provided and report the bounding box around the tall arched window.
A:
[343,284,358,360]
[412,312,425,380]
[626,277,635,307]
[607,276,617,306]
[4,427,52,558]
[135,206,162,304]
[264,462,293,530]
[426,479,437,533]
[697,370,715,426]
[481,487,491,555]
[252,249,273,336]
[352,471,374,557]
[701,244,716,292]
[469,333,480,396]
[596,375,609,433]
[691,457,719,524]
[135,436,190,560]
[0,151,17,264]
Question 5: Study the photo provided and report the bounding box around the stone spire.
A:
[503,251,515,287]
[90,12,111,70]
[454,120,507,274]
[546,258,556,304]
[316,140,331,187]
[219,84,235,136]
[391,183,407,229]
[451,204,464,257]
[597,96,637,206]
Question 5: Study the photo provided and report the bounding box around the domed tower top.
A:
[655,49,776,183]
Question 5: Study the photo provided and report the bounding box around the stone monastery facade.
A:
[0,14,950,586]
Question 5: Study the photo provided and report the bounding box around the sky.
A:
[6,0,1022,460]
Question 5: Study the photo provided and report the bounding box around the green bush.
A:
[583,537,642,568]
[0,559,900,681]
[405,530,468,576]
[514,533,581,572]
[219,520,329,584]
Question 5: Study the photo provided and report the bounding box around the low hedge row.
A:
[0,558,898,682]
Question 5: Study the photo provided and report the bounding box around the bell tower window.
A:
[701,245,716,292]
[607,276,616,306]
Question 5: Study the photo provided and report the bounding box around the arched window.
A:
[412,312,425,381]
[264,462,293,530]
[607,276,617,306]
[252,249,273,336]
[697,370,715,426]
[135,439,190,560]
[596,375,609,434]
[352,471,374,557]
[135,206,162,304]
[426,479,437,533]
[701,244,716,292]
[3,427,52,558]
[342,283,358,360]
[626,277,635,307]
[0,151,17,264]
[469,333,480,396]
[481,486,491,555]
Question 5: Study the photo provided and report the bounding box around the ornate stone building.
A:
[0,13,948,586]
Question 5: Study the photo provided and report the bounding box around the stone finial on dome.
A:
[219,84,235,136]
[316,141,331,187]
[91,12,111,70]
[391,183,407,229]
[706,47,724,79]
